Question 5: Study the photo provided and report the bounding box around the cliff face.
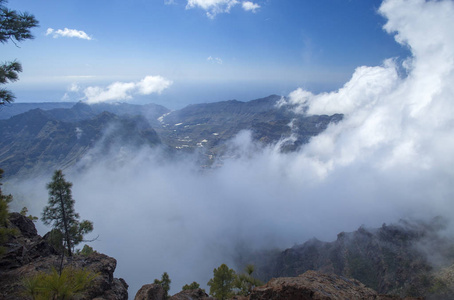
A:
[0,212,128,300]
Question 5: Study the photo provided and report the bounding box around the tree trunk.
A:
[58,191,72,257]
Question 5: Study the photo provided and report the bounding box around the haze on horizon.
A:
[3,0,454,298]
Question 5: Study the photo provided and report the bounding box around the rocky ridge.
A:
[0,96,342,178]
[0,212,128,300]
[0,108,162,178]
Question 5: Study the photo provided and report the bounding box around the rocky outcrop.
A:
[134,285,214,300]
[134,284,165,300]
[250,270,419,300]
[169,288,214,300]
[135,271,421,300]
[0,213,128,300]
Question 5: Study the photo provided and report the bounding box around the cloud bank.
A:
[83,75,173,103]
[8,0,454,297]
[46,28,92,40]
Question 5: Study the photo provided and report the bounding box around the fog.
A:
[5,0,454,297]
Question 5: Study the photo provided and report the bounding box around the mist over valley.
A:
[2,0,454,299]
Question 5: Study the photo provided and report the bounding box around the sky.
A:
[2,0,408,108]
[4,0,454,297]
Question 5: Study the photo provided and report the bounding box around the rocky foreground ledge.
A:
[0,213,128,300]
[134,270,422,300]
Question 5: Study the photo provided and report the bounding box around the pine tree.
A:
[154,272,171,299]
[234,264,263,296]
[0,0,38,105]
[42,170,93,257]
[207,264,236,300]
[182,281,201,291]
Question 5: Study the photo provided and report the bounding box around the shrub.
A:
[22,267,97,300]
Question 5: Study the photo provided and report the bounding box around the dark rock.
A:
[8,212,37,238]
[169,288,215,300]
[250,270,420,300]
[0,214,128,300]
[134,283,165,300]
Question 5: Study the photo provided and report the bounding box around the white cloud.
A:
[242,1,260,12]
[186,0,239,18]
[136,75,173,95]
[69,83,80,92]
[286,59,400,116]
[280,0,454,177]
[83,75,173,104]
[45,28,54,36]
[46,28,93,40]
[84,82,136,103]
[164,0,176,4]
[207,56,223,64]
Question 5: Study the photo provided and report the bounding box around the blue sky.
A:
[3,0,409,108]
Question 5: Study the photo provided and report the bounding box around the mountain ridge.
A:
[0,95,342,178]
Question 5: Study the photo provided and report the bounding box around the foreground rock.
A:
[134,284,165,300]
[0,212,128,300]
[135,271,418,300]
[169,288,214,300]
[250,270,420,300]
[134,284,214,300]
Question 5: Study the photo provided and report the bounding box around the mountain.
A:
[0,108,161,178]
[0,95,341,177]
[44,102,170,128]
[156,95,342,158]
[0,101,170,127]
[0,102,76,120]
[243,217,454,298]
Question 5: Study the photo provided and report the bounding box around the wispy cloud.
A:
[46,28,93,40]
[186,0,238,18]
[83,75,173,104]
[164,0,176,4]
[185,0,261,18]
[207,56,223,64]
[69,83,80,92]
[242,1,260,12]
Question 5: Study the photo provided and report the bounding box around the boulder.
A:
[169,288,215,300]
[134,286,215,300]
[249,270,419,300]
[8,212,37,238]
[134,283,165,300]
